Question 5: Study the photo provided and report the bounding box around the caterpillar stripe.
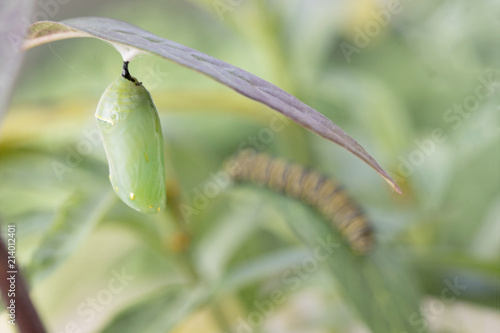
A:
[226,149,374,255]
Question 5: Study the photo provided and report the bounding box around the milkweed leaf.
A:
[283,198,426,333]
[23,17,401,193]
[28,190,115,282]
[100,285,210,333]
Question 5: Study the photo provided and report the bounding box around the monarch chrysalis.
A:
[226,149,374,255]
[95,61,166,214]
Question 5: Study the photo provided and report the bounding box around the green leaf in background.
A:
[100,285,209,333]
[28,190,115,282]
[220,247,313,292]
[283,199,426,333]
[195,198,265,282]
[22,16,401,194]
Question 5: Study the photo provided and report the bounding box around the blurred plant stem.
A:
[0,220,46,333]
[166,176,233,333]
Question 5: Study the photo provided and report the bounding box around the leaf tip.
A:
[384,176,403,195]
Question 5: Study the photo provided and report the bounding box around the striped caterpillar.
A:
[226,149,374,255]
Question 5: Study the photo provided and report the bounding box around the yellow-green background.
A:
[0,0,499,332]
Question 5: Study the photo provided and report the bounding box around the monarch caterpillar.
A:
[95,61,166,214]
[226,149,374,255]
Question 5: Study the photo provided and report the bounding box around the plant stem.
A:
[165,181,233,332]
[0,220,46,333]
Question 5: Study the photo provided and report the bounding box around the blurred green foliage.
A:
[0,0,499,332]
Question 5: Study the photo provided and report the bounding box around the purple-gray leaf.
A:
[22,17,401,193]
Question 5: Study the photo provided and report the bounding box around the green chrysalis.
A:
[95,62,166,214]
